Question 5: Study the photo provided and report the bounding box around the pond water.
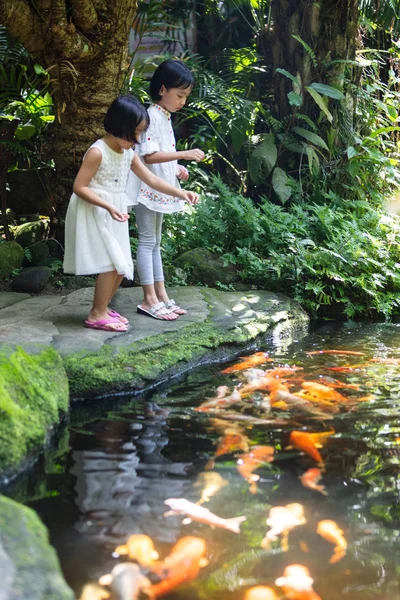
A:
[3,321,400,600]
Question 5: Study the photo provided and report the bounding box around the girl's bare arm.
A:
[143,148,204,164]
[131,154,198,204]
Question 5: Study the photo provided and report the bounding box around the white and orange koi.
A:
[99,563,152,600]
[236,445,275,493]
[244,586,279,600]
[316,519,347,564]
[164,498,246,533]
[221,352,272,374]
[262,503,306,551]
[275,564,322,599]
[114,534,159,567]
[195,472,229,504]
[78,584,110,600]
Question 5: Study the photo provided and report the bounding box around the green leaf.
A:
[348,161,359,177]
[248,135,277,184]
[347,146,358,159]
[275,68,298,86]
[305,145,320,175]
[272,167,292,204]
[305,86,333,122]
[288,91,302,107]
[293,126,329,151]
[15,123,36,139]
[309,82,344,100]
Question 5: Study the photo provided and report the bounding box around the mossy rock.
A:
[173,248,238,286]
[0,495,74,600]
[14,220,49,248]
[0,241,24,280]
[0,346,69,477]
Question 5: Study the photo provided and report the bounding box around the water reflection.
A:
[3,322,400,599]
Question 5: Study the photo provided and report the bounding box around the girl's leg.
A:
[86,271,127,331]
[152,212,187,315]
[135,203,177,321]
[107,274,129,323]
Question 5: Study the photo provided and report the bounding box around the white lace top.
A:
[126,104,185,214]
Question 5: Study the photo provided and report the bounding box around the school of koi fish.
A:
[79,347,394,600]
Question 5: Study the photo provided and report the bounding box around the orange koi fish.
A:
[317,519,347,563]
[262,503,306,551]
[221,352,272,374]
[272,389,334,418]
[195,472,229,504]
[244,586,279,600]
[299,468,327,496]
[150,537,208,597]
[99,563,152,600]
[287,431,334,466]
[164,498,246,533]
[237,445,275,493]
[300,381,349,403]
[114,534,159,567]
[275,564,322,600]
[327,364,365,372]
[308,349,364,356]
[317,376,360,390]
[206,431,249,469]
[371,357,400,365]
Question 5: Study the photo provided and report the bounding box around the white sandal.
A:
[164,299,187,315]
[137,302,178,320]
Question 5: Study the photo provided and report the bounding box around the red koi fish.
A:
[299,468,328,496]
[307,349,364,356]
[221,352,272,373]
[287,430,334,466]
[150,536,208,597]
[237,445,275,493]
[244,586,279,600]
[317,519,347,564]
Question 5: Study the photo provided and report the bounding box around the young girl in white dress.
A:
[127,60,205,321]
[63,95,198,332]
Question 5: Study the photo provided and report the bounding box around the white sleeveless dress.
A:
[63,139,134,280]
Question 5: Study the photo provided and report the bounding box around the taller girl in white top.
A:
[63,95,198,332]
[127,60,205,321]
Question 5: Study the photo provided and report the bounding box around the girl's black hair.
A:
[150,59,194,101]
[104,95,149,143]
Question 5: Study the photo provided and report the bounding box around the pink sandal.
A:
[108,309,129,324]
[84,317,128,332]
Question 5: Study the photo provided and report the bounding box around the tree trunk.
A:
[266,0,359,119]
[0,0,137,238]
[0,119,20,241]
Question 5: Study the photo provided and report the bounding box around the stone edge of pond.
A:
[0,494,75,600]
[64,289,310,400]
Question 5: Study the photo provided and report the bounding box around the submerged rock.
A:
[0,495,74,600]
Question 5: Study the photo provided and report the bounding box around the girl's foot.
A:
[137,302,178,320]
[164,299,187,315]
[108,309,129,324]
[84,317,128,332]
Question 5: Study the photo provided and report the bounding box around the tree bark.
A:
[0,0,137,236]
[267,0,359,119]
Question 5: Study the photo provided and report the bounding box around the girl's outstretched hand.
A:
[177,165,189,181]
[183,191,199,205]
[108,206,129,222]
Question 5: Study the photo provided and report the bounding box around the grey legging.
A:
[134,202,164,285]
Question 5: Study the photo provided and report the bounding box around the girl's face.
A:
[113,119,148,150]
[158,85,192,113]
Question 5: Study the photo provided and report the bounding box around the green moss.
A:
[0,495,74,599]
[0,347,69,473]
[63,316,278,398]
[0,240,24,279]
